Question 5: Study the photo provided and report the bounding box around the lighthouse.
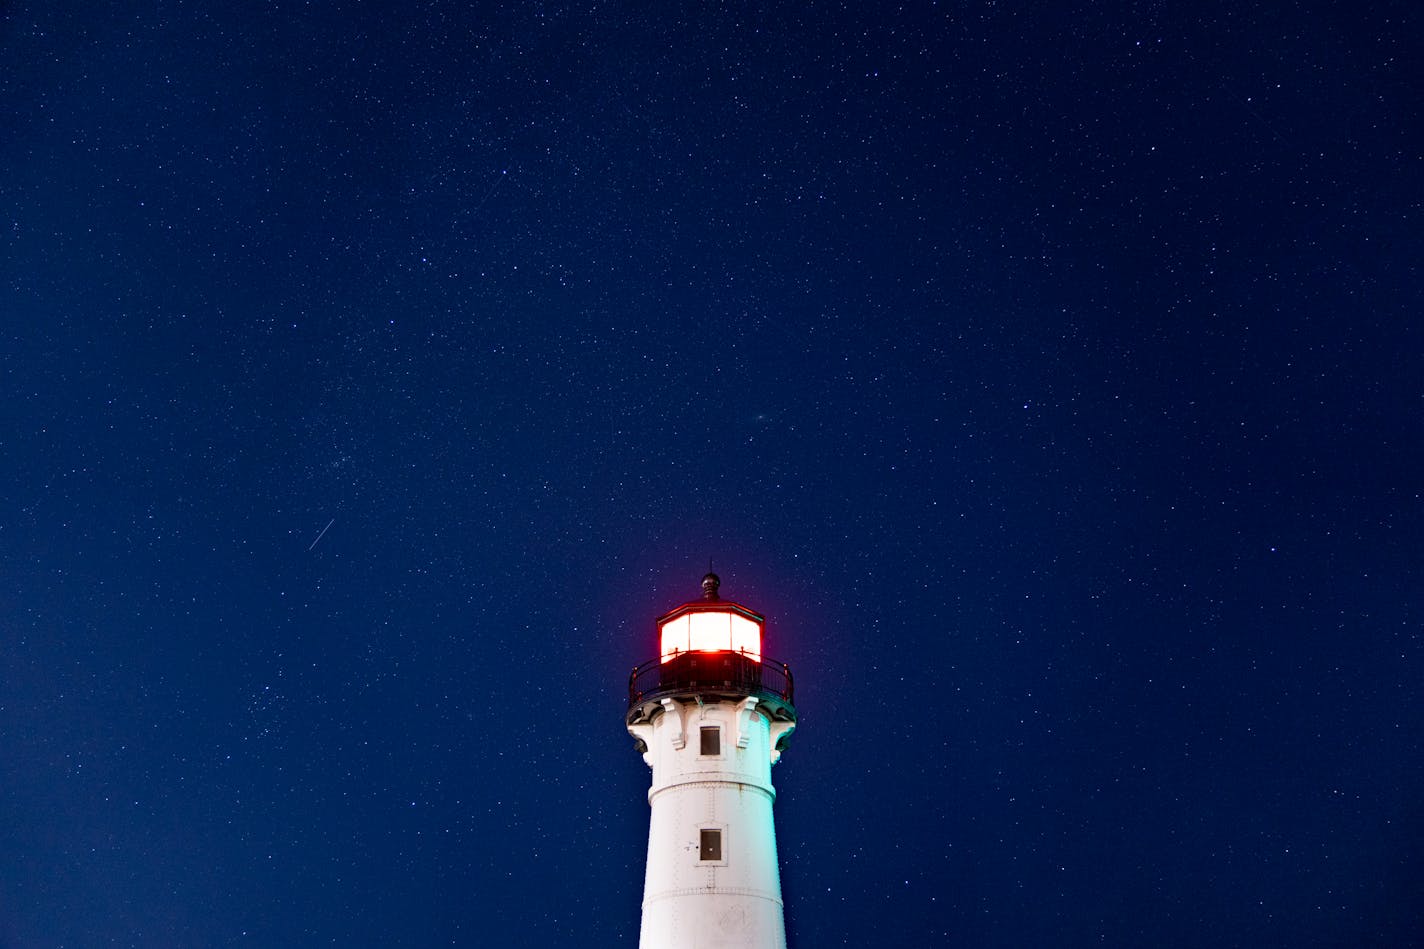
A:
[625,573,798,949]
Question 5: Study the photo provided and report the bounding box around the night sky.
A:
[2,2,1421,946]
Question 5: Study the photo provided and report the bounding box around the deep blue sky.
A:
[2,2,1420,946]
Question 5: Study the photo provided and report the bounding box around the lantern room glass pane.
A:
[688,612,730,653]
[728,614,760,661]
[659,615,690,661]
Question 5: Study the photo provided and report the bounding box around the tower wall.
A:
[629,695,791,949]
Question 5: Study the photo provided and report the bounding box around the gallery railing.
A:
[628,651,794,708]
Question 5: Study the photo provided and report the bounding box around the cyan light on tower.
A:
[626,573,798,949]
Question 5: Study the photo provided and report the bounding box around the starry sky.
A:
[2,2,1421,946]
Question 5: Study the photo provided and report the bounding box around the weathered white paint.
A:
[628,696,795,949]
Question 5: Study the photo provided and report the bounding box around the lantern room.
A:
[658,592,763,667]
[656,572,763,662]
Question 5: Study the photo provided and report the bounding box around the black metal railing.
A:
[628,651,794,708]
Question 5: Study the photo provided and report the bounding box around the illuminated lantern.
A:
[626,573,797,949]
[658,572,763,662]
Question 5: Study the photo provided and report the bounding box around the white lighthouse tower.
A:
[625,573,798,949]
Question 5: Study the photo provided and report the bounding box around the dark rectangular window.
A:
[700,828,722,861]
[700,726,721,756]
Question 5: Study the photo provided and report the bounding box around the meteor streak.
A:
[308,517,335,551]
